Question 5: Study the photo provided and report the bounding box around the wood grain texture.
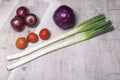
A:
[0,0,120,80]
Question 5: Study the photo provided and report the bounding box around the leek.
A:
[7,20,114,70]
[7,14,106,60]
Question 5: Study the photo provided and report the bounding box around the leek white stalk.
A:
[7,29,77,60]
[7,14,106,60]
[7,22,114,70]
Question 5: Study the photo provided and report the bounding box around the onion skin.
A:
[24,14,38,27]
[10,16,25,32]
[53,5,75,30]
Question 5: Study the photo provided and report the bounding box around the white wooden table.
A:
[0,0,120,80]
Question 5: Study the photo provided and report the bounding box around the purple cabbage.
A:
[53,5,75,30]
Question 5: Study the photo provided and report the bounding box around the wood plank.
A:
[0,0,120,80]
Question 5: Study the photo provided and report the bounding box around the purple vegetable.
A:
[16,6,28,18]
[10,16,25,32]
[24,13,38,27]
[53,5,75,30]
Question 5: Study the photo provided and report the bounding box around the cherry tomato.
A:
[27,32,38,43]
[39,28,50,40]
[16,37,28,49]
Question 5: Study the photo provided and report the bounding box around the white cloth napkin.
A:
[7,0,62,80]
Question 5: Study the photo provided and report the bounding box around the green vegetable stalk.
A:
[7,14,107,60]
[7,14,114,70]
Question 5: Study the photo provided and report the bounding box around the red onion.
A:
[24,13,38,27]
[10,16,25,32]
[16,6,28,18]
